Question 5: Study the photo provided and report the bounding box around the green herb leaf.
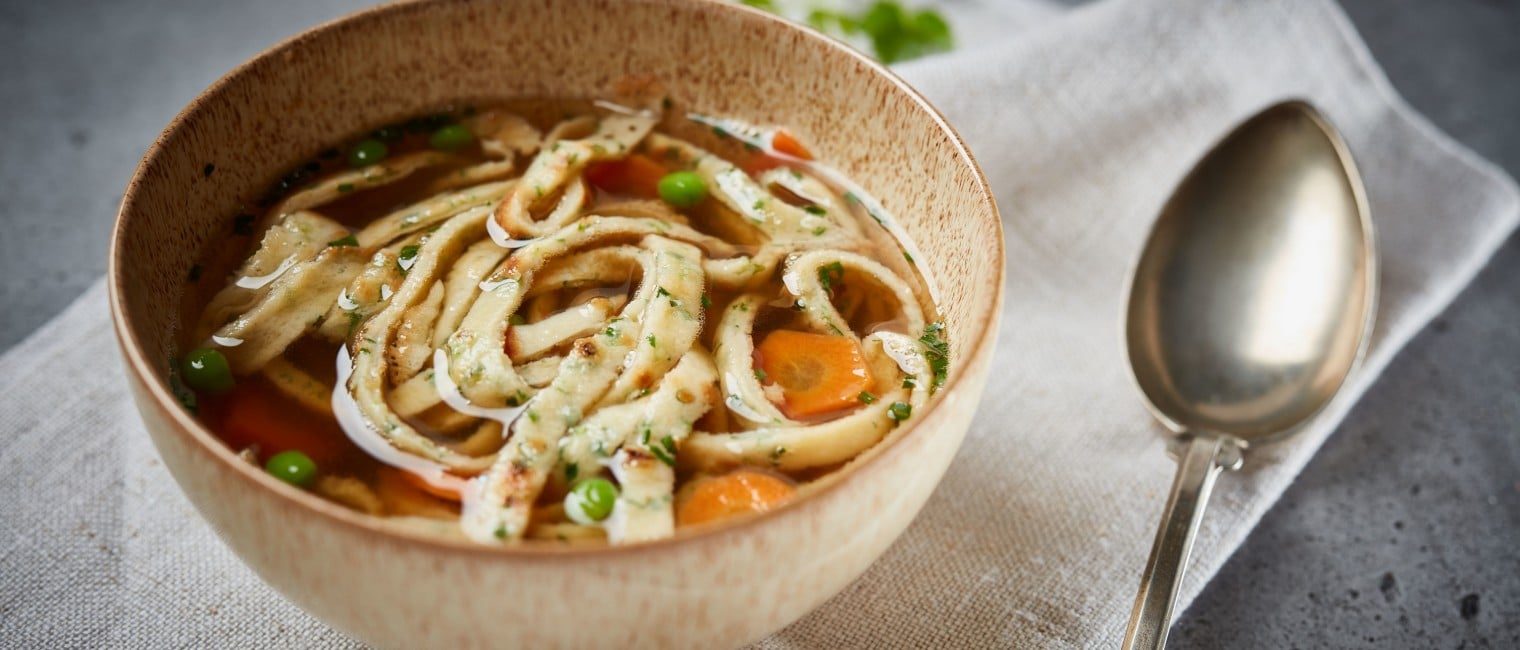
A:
[918,322,949,392]
[888,400,912,423]
[818,261,845,292]
[327,234,359,247]
[858,391,876,404]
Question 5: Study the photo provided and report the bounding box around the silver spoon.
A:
[1120,101,1377,649]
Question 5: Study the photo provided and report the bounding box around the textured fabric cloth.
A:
[1,0,1515,647]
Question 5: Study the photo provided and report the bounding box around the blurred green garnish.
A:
[802,1,954,64]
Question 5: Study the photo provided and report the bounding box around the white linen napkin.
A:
[1,0,1514,647]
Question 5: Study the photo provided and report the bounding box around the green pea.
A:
[347,138,388,168]
[657,171,708,208]
[565,477,619,524]
[181,347,234,395]
[265,450,317,487]
[428,124,474,152]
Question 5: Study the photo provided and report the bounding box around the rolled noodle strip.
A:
[347,205,498,473]
[356,180,513,248]
[782,250,926,340]
[271,151,455,220]
[685,331,932,473]
[196,211,348,339]
[209,246,368,374]
[711,293,788,426]
[643,133,856,245]
[493,114,656,238]
[506,297,623,362]
[464,109,542,158]
[445,216,708,408]
[598,235,706,405]
[316,249,406,342]
[702,248,790,291]
[419,158,518,196]
[682,394,899,472]
[526,246,643,300]
[460,236,702,543]
[259,356,334,417]
[559,333,718,477]
[390,280,444,385]
[433,239,510,350]
[757,167,863,240]
[389,369,445,419]
[605,448,675,545]
[517,356,560,387]
[585,199,688,225]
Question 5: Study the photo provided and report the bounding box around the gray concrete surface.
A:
[0,0,1514,647]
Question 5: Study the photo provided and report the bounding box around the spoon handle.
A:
[1121,434,1241,650]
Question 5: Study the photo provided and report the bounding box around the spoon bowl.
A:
[1121,101,1376,649]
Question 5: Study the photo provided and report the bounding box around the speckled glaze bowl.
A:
[108,0,1003,647]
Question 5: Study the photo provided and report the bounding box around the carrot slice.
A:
[676,469,796,527]
[742,154,788,177]
[754,329,874,419]
[583,154,668,199]
[219,379,352,467]
[771,129,813,161]
[396,468,463,503]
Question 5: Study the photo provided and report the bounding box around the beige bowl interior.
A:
[110,0,1003,647]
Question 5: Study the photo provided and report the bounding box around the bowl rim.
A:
[108,0,1005,560]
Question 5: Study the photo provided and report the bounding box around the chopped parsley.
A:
[919,322,949,392]
[337,182,355,193]
[818,261,845,292]
[803,205,828,215]
[887,401,912,424]
[397,244,420,272]
[646,335,657,348]
[327,234,359,247]
[755,368,769,382]
[701,294,713,309]
[858,391,876,404]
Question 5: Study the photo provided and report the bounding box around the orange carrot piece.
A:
[742,154,788,177]
[754,329,874,419]
[771,129,814,160]
[676,469,797,527]
[220,380,351,467]
[396,468,463,503]
[583,154,668,199]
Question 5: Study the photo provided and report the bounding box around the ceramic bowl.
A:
[109,0,1003,646]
